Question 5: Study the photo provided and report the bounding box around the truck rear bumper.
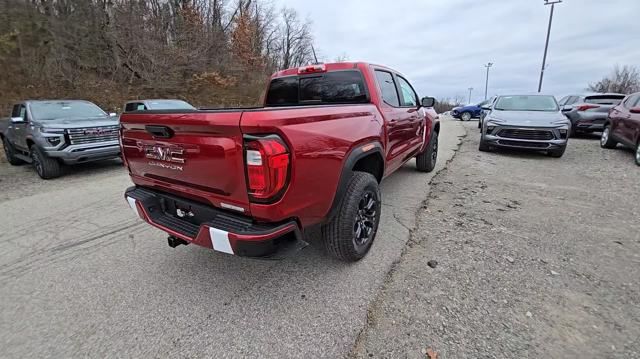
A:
[124,186,305,258]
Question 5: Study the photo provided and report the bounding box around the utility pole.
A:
[468,87,473,104]
[538,0,562,93]
[484,63,493,100]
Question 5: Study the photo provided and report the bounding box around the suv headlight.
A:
[40,127,66,134]
[47,137,62,146]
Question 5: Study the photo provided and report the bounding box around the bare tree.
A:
[0,0,317,111]
[272,7,313,70]
[588,65,640,94]
[434,97,465,114]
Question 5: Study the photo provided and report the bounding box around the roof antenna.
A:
[311,44,319,64]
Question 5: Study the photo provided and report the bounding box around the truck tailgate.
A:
[120,111,250,211]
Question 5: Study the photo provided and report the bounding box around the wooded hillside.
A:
[0,0,315,112]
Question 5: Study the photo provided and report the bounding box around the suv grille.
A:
[497,129,554,140]
[67,126,119,145]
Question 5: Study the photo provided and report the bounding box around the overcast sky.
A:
[278,0,640,103]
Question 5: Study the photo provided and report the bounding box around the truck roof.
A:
[20,99,95,104]
[271,61,404,79]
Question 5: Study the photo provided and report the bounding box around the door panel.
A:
[374,70,412,172]
[395,75,424,155]
[617,95,638,144]
[11,105,29,151]
[623,95,640,145]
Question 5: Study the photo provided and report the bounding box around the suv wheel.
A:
[321,172,380,262]
[635,141,640,166]
[478,138,492,152]
[2,138,25,165]
[600,125,617,149]
[416,131,438,172]
[461,112,472,121]
[548,145,566,158]
[30,146,62,179]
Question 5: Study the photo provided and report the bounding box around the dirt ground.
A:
[354,122,640,358]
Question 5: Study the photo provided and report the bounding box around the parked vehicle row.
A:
[0,99,196,178]
[471,92,640,165]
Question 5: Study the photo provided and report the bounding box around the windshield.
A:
[494,95,558,111]
[30,101,107,120]
[146,100,195,110]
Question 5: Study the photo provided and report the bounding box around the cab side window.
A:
[124,102,146,112]
[375,70,400,107]
[12,104,27,120]
[396,76,418,107]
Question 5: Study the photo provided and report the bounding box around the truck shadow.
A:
[61,158,124,178]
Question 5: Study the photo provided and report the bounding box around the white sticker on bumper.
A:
[126,197,139,217]
[209,228,234,255]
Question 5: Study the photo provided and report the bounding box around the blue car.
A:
[452,99,493,121]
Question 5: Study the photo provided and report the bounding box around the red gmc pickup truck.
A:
[120,62,440,262]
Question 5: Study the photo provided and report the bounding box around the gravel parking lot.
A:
[2,119,638,358]
[354,121,640,358]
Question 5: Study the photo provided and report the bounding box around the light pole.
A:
[484,63,493,100]
[538,0,562,93]
[468,87,473,104]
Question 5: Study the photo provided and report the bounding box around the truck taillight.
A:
[244,135,290,202]
[576,104,600,111]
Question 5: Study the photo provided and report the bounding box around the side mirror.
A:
[421,97,435,108]
[109,112,117,117]
[480,106,492,111]
[630,107,640,114]
[10,117,25,124]
[562,105,572,112]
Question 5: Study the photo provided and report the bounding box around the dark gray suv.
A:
[0,100,120,179]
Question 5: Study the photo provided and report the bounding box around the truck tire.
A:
[600,125,617,149]
[2,138,25,165]
[321,172,380,262]
[30,146,62,179]
[416,131,438,172]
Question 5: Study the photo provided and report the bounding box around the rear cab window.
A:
[265,70,369,106]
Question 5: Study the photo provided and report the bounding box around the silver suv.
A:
[479,95,571,158]
[0,100,120,179]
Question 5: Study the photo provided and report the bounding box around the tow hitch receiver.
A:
[167,236,189,248]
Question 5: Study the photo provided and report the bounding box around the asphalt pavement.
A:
[0,120,465,358]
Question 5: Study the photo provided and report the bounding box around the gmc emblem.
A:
[144,145,185,164]
[85,129,104,135]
